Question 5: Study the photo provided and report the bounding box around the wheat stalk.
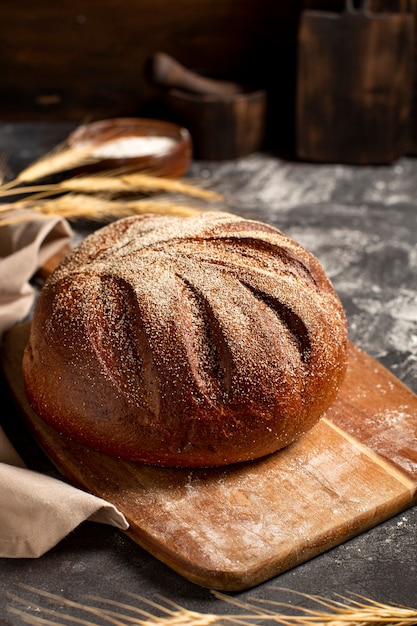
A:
[64,173,222,200]
[6,585,417,626]
[0,194,203,226]
[0,136,223,228]
[0,143,102,191]
[0,173,222,202]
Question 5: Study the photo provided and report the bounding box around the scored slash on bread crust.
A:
[22,211,348,467]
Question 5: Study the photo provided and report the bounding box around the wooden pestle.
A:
[149,52,242,96]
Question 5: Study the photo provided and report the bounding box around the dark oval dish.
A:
[66,117,192,178]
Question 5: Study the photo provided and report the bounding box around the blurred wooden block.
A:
[296,2,414,164]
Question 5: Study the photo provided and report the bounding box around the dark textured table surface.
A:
[0,122,416,623]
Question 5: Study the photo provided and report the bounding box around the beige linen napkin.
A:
[0,427,129,558]
[0,209,71,336]
[0,211,129,558]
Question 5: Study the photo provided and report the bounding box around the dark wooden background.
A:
[0,0,412,153]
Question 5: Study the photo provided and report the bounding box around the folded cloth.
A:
[0,209,72,337]
[0,211,129,558]
[0,427,129,558]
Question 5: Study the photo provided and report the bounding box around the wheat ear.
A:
[0,143,99,190]
[0,173,222,202]
[6,585,417,626]
[0,194,202,226]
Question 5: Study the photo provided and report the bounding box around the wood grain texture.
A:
[1,323,416,590]
[0,0,414,160]
[0,0,299,127]
[296,6,414,164]
[165,88,267,159]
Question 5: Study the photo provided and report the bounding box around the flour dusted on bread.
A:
[22,212,348,467]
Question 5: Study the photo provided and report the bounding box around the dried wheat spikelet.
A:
[0,173,222,202]
[0,134,223,230]
[0,123,224,230]
[0,143,100,191]
[39,194,203,219]
[6,585,417,626]
[60,173,223,200]
[0,194,203,226]
[0,160,222,227]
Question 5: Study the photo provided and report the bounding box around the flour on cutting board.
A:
[132,419,411,572]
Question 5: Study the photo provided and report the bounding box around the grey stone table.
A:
[0,122,416,623]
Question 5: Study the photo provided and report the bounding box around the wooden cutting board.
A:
[1,322,417,591]
[296,1,414,164]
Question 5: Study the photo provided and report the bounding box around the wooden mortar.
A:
[149,52,267,160]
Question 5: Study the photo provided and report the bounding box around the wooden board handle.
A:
[36,243,72,281]
[345,0,370,13]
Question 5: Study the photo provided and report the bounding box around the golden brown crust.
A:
[22,212,348,467]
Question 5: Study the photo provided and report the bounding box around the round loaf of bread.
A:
[22,211,348,467]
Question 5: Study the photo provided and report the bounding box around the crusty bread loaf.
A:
[22,212,348,467]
